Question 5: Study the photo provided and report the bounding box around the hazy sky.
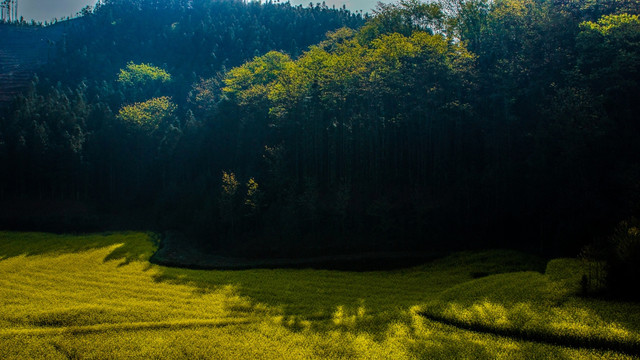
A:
[288,0,382,13]
[19,0,97,22]
[19,0,383,23]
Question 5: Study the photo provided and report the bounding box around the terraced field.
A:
[0,232,638,359]
[0,22,70,105]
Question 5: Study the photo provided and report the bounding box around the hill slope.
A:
[0,22,75,104]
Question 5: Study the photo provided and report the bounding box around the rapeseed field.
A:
[0,232,638,359]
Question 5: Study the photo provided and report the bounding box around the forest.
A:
[3,0,640,358]
[1,0,640,288]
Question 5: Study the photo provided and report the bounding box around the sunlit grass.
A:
[420,259,640,353]
[1,231,638,359]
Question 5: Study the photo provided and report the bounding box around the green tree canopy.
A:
[117,96,177,132]
[358,0,445,43]
[577,14,640,89]
[222,51,293,105]
[117,62,172,88]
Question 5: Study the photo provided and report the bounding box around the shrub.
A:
[605,219,640,299]
[581,218,640,300]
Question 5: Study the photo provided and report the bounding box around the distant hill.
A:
[1,1,364,106]
[33,0,364,102]
[3,0,638,261]
[0,0,365,237]
[0,21,82,105]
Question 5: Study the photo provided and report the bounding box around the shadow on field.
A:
[150,232,447,272]
[422,310,640,357]
[150,238,550,336]
[418,259,640,357]
[0,231,158,264]
[147,248,627,359]
[3,232,626,358]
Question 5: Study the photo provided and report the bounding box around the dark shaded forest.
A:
[1,0,639,272]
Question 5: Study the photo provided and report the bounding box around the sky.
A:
[19,0,97,22]
[18,0,383,23]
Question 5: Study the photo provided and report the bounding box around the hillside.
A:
[1,1,364,107]
[0,22,74,104]
[37,0,364,98]
[1,1,639,357]
[0,0,364,237]
[1,0,639,275]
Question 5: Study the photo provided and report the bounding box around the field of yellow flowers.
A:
[1,232,638,359]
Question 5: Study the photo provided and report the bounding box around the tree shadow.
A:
[0,231,157,265]
[420,263,640,356]
[150,248,548,337]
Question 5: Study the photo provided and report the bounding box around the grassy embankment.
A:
[1,231,639,359]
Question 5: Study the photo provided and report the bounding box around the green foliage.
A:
[117,96,177,132]
[117,62,172,88]
[446,0,490,49]
[578,218,640,299]
[116,62,173,102]
[577,13,640,95]
[3,0,640,256]
[39,0,363,88]
[219,171,240,228]
[223,51,293,105]
[358,0,445,42]
[581,13,640,35]
[221,171,239,199]
[605,219,640,299]
[244,178,262,215]
[227,24,472,121]
[188,76,224,114]
[219,20,474,247]
[611,219,640,263]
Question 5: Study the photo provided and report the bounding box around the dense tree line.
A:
[40,0,364,104]
[0,0,363,231]
[1,0,639,262]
